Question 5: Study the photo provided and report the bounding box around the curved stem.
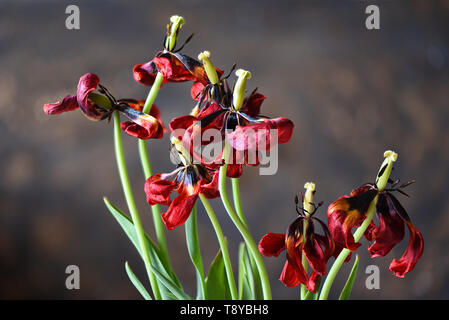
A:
[318,194,378,300]
[199,193,238,300]
[219,145,272,300]
[113,111,161,300]
[138,71,172,270]
[231,178,248,226]
[231,177,263,299]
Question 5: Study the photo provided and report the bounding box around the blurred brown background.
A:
[0,0,448,299]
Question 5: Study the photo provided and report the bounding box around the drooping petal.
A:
[161,185,200,230]
[368,194,405,258]
[388,221,424,278]
[258,232,286,257]
[282,231,308,287]
[144,173,178,206]
[303,223,327,276]
[76,73,108,121]
[226,117,294,151]
[280,260,308,288]
[327,186,378,251]
[387,193,424,277]
[199,170,220,199]
[43,95,79,115]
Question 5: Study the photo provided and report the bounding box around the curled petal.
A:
[117,104,164,139]
[327,187,378,251]
[386,194,424,277]
[144,173,178,206]
[76,73,107,121]
[133,61,159,86]
[43,95,79,115]
[388,221,424,277]
[258,233,286,257]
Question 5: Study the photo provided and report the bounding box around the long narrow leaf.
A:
[149,266,192,300]
[205,248,231,300]
[339,255,359,300]
[103,197,182,289]
[125,262,152,300]
[185,205,206,299]
[238,243,255,300]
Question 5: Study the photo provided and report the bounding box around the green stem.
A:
[143,72,163,114]
[198,194,238,300]
[231,178,248,226]
[318,194,378,300]
[113,111,161,300]
[231,177,263,299]
[219,145,272,300]
[138,71,172,270]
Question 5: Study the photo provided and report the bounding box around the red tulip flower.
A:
[327,151,424,278]
[259,184,335,292]
[43,73,165,140]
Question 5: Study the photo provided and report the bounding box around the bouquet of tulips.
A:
[44,15,423,300]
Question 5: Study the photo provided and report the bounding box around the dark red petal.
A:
[389,221,424,278]
[169,115,198,134]
[258,233,286,257]
[43,95,79,115]
[281,235,308,287]
[161,188,199,230]
[226,163,243,178]
[76,73,106,121]
[303,235,327,276]
[280,260,305,287]
[133,61,159,86]
[226,117,294,151]
[368,194,405,258]
[144,173,178,206]
[191,81,205,100]
[241,93,266,117]
[327,188,378,251]
[307,272,321,293]
[199,171,220,199]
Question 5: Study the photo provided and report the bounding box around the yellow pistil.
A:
[198,51,219,85]
[165,15,185,52]
[375,150,398,192]
[233,69,252,111]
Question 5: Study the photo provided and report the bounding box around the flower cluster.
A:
[43,15,424,300]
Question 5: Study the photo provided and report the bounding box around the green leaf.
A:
[103,197,182,291]
[238,243,255,300]
[125,262,152,300]
[185,205,206,300]
[149,266,192,300]
[339,254,359,300]
[205,247,232,300]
